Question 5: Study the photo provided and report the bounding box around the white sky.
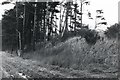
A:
[0,0,120,30]
[89,0,119,28]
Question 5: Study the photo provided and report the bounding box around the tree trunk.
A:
[33,4,37,51]
[22,3,26,50]
[16,2,22,55]
[74,3,77,32]
[59,4,62,34]
[65,8,68,33]
[80,2,83,27]
[43,8,46,41]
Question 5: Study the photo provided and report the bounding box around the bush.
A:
[61,28,100,45]
[104,23,120,38]
[61,31,75,42]
[84,30,100,45]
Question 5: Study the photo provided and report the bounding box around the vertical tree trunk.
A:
[22,3,26,50]
[65,7,68,32]
[74,3,77,33]
[33,4,37,51]
[59,4,62,34]
[61,8,65,37]
[48,11,53,41]
[69,4,72,31]
[43,8,46,41]
[80,1,83,27]
[16,2,22,54]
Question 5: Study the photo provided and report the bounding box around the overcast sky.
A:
[83,0,120,29]
[0,0,120,30]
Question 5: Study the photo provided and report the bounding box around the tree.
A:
[47,2,60,41]
[2,8,18,51]
[2,1,97,53]
[95,9,107,29]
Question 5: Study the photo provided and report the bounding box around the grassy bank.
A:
[23,36,118,73]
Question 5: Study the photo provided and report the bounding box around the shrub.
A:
[61,31,75,42]
[61,28,100,45]
[104,23,120,39]
[84,30,100,45]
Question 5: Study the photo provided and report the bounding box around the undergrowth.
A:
[24,36,118,72]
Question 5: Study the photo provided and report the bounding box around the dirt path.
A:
[0,51,118,79]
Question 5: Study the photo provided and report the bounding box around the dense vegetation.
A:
[105,23,120,39]
[1,1,118,74]
[2,1,103,52]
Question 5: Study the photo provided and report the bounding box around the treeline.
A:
[2,1,111,52]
